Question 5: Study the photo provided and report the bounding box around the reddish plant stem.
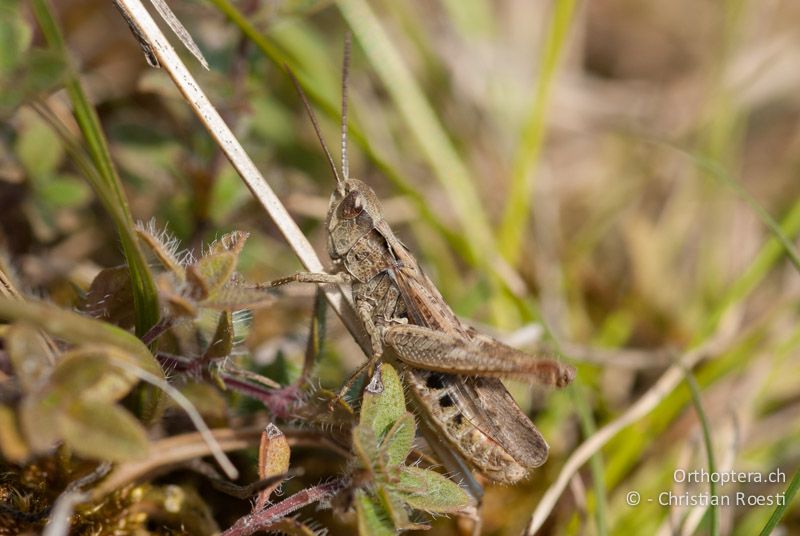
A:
[141,316,174,345]
[220,477,348,536]
[219,374,302,418]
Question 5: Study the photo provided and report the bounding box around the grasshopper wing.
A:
[464,376,550,468]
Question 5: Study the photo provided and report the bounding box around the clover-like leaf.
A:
[200,285,276,311]
[188,252,236,299]
[59,399,149,462]
[355,489,395,536]
[83,266,135,329]
[15,109,62,178]
[375,486,429,532]
[0,404,30,462]
[381,412,415,467]
[50,348,136,403]
[203,311,233,359]
[207,230,249,256]
[255,423,291,507]
[0,2,33,76]
[359,363,406,440]
[353,414,380,473]
[38,174,91,209]
[0,49,66,115]
[395,466,474,513]
[0,298,163,378]
[18,392,62,453]
[5,322,52,393]
[178,381,228,422]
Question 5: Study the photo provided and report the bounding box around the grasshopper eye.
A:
[340,191,364,219]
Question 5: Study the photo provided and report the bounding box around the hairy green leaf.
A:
[60,399,149,461]
[381,412,415,467]
[5,322,52,392]
[396,466,474,513]
[83,266,136,329]
[359,363,406,440]
[50,349,135,403]
[19,392,62,453]
[188,252,236,299]
[204,311,233,359]
[0,404,30,462]
[376,486,429,532]
[200,285,276,311]
[352,413,380,472]
[355,489,395,536]
[178,382,229,422]
[0,298,163,378]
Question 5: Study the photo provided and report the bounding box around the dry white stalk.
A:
[149,0,209,70]
[524,309,742,535]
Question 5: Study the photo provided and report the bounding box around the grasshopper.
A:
[272,39,575,487]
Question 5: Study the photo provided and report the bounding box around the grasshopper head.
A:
[326,178,384,259]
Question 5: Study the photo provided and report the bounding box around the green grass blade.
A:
[690,153,800,273]
[572,383,608,536]
[31,0,159,337]
[499,0,578,263]
[684,370,719,536]
[758,468,800,536]
[698,195,800,342]
[338,0,495,265]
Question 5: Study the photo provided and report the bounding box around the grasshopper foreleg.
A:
[267,271,350,287]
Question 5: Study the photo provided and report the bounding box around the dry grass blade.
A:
[107,357,239,480]
[338,0,494,262]
[93,427,261,497]
[149,0,209,70]
[525,314,741,535]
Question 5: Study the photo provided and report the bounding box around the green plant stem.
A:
[499,0,578,263]
[758,468,800,536]
[31,0,159,338]
[572,384,608,536]
[338,0,494,265]
[689,153,800,273]
[684,371,719,536]
[698,195,800,342]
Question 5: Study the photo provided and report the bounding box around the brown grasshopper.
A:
[272,39,575,487]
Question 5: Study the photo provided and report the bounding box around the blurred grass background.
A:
[1,0,799,534]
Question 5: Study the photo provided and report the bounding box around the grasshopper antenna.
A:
[341,33,351,181]
[285,67,345,192]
